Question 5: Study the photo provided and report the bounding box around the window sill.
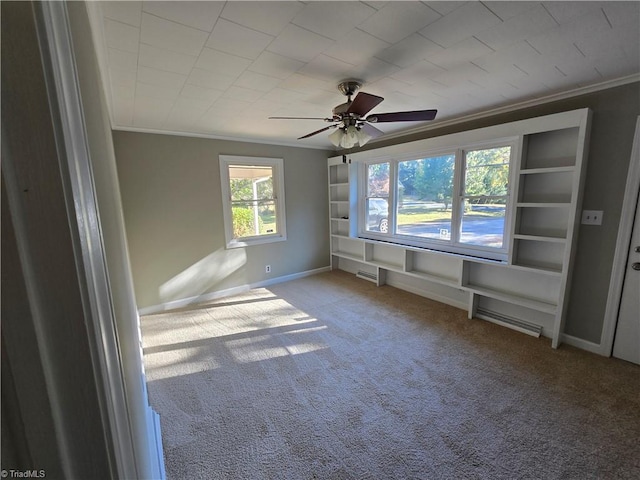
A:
[226,234,287,249]
[358,234,508,264]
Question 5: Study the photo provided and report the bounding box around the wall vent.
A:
[475,308,542,338]
[356,270,378,283]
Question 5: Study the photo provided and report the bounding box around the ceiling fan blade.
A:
[366,109,437,123]
[270,116,332,121]
[298,124,338,139]
[346,92,384,117]
[360,122,384,139]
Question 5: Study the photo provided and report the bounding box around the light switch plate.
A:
[581,210,603,225]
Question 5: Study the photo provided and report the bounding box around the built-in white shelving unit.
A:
[328,109,592,349]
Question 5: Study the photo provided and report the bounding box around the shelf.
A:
[404,270,459,288]
[515,206,569,239]
[365,242,405,270]
[516,202,570,208]
[513,234,566,244]
[464,284,557,314]
[368,259,403,271]
[329,182,349,187]
[520,166,575,175]
[331,251,364,262]
[509,262,562,275]
[512,238,564,273]
[329,163,349,184]
[517,169,573,204]
[522,127,578,169]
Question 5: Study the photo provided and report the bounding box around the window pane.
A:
[366,163,390,233]
[460,198,506,248]
[464,147,510,197]
[231,200,277,238]
[367,163,389,197]
[228,164,277,239]
[366,198,389,233]
[461,146,510,248]
[229,165,274,201]
[396,155,455,241]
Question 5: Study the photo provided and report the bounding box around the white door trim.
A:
[602,116,640,356]
[37,2,140,477]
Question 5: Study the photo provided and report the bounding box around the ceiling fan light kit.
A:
[329,125,372,148]
[269,80,438,148]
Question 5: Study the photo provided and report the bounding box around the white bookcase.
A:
[327,109,592,348]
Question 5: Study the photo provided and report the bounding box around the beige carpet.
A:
[141,270,640,479]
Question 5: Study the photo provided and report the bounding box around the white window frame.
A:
[358,137,518,261]
[219,155,286,248]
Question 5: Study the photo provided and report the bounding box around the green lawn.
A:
[396,204,504,225]
[259,211,276,233]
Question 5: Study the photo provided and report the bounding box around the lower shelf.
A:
[464,284,558,314]
[331,251,363,262]
[404,270,459,289]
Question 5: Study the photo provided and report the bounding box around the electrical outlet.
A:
[581,210,603,225]
[265,265,271,274]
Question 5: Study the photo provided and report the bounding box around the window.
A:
[219,156,286,248]
[360,141,515,260]
[461,146,510,249]
[365,162,390,234]
[396,154,455,241]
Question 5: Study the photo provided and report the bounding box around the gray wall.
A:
[345,82,640,344]
[114,131,332,309]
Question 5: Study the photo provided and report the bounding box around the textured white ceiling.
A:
[91,1,640,149]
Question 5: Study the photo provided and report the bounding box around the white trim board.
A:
[38,2,143,477]
[113,125,332,151]
[138,266,331,316]
[560,334,603,356]
[601,116,640,356]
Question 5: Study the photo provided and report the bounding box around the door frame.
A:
[602,116,640,356]
[37,2,163,477]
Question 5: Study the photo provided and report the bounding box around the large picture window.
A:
[220,156,286,248]
[360,141,515,260]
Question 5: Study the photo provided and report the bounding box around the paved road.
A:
[392,215,505,246]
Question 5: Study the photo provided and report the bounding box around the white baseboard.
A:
[138,266,331,315]
[147,407,165,480]
[560,333,605,356]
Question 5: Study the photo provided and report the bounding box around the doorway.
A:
[610,117,640,365]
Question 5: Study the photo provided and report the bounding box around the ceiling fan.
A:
[269,80,437,148]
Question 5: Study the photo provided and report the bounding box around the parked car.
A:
[367,198,389,233]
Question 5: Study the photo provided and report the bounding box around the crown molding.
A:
[367,74,640,147]
[112,125,333,151]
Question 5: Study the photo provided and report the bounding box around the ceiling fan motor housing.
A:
[270,78,437,142]
[333,81,363,120]
[337,80,362,98]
